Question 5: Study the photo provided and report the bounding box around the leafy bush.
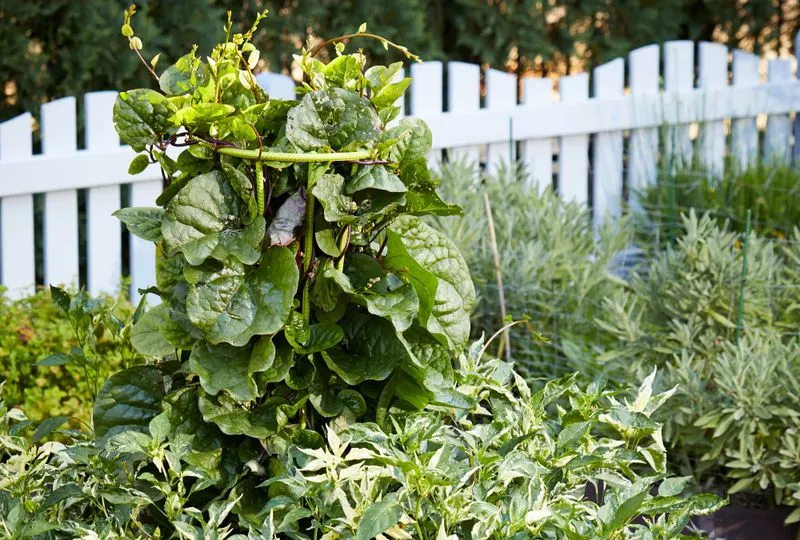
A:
[595,212,800,520]
[433,163,631,381]
[0,9,725,538]
[0,343,724,538]
[0,287,136,425]
[637,162,800,245]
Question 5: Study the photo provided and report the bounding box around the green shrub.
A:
[0,343,724,538]
[433,162,631,381]
[595,212,800,520]
[0,287,136,425]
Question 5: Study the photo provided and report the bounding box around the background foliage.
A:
[3,0,799,124]
[0,287,136,426]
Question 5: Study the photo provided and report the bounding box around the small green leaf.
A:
[32,416,69,443]
[113,89,175,152]
[346,165,406,194]
[311,173,355,223]
[128,154,151,175]
[36,353,71,367]
[50,285,71,313]
[114,207,165,243]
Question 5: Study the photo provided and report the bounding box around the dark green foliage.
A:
[0,286,137,426]
[3,1,797,125]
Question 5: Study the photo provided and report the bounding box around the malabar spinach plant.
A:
[106,7,472,459]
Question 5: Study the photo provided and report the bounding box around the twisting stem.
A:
[254,161,265,216]
[309,32,420,61]
[336,226,351,272]
[216,147,371,163]
[302,188,316,322]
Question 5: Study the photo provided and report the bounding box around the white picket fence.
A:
[1,37,799,300]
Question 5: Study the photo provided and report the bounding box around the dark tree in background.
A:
[2,0,798,124]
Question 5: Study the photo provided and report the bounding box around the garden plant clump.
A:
[0,7,724,537]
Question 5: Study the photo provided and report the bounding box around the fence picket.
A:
[41,97,80,289]
[731,50,760,169]
[521,77,554,191]
[447,62,481,174]
[698,42,728,176]
[628,44,660,206]
[485,68,517,174]
[0,114,35,299]
[664,41,695,168]
[85,92,122,296]
[558,73,589,203]
[130,181,160,304]
[410,61,444,167]
[592,58,624,225]
[765,59,793,163]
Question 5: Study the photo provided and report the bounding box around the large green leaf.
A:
[161,170,264,266]
[321,312,408,385]
[189,338,275,402]
[384,215,475,349]
[381,118,431,163]
[311,173,355,223]
[93,366,165,447]
[345,165,406,194]
[130,304,175,356]
[113,89,175,152]
[286,88,380,151]
[186,247,298,346]
[198,393,289,438]
[113,207,164,242]
[356,497,403,540]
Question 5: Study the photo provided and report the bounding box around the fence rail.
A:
[1,36,799,299]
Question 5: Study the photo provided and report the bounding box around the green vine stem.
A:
[302,189,316,322]
[254,161,265,216]
[336,226,350,272]
[216,147,371,163]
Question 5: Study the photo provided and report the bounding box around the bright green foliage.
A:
[434,163,631,381]
[0,287,136,426]
[0,345,724,537]
[595,212,800,519]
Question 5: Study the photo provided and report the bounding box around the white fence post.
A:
[627,44,660,207]
[447,62,481,174]
[698,42,728,176]
[410,61,444,168]
[664,41,695,168]
[521,77,553,191]
[41,97,80,289]
[592,58,624,225]
[485,68,517,175]
[765,59,793,163]
[731,50,760,169]
[0,114,35,299]
[558,73,590,204]
[85,91,122,296]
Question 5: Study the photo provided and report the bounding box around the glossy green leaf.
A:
[113,207,165,243]
[286,88,380,151]
[385,215,475,349]
[130,303,175,356]
[198,393,288,438]
[128,154,151,175]
[186,247,298,346]
[159,52,210,95]
[93,365,165,447]
[161,170,263,265]
[113,89,175,152]
[311,173,355,223]
[345,165,406,194]
[321,313,407,385]
[189,338,275,402]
